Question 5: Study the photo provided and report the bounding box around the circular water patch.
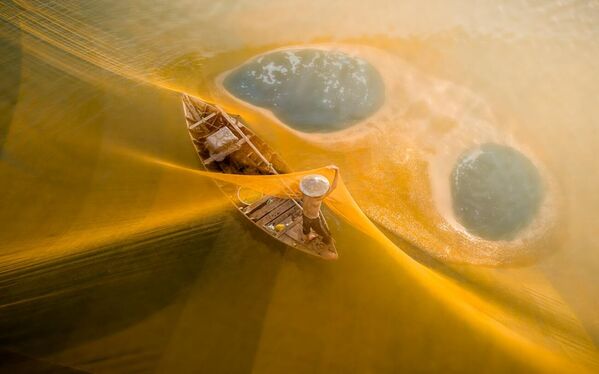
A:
[223,49,384,133]
[451,143,543,241]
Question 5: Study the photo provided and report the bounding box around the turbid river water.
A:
[1,0,599,373]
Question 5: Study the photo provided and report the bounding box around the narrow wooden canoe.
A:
[181,94,338,260]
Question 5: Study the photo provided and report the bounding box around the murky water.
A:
[451,143,543,240]
[223,49,384,132]
[1,0,599,373]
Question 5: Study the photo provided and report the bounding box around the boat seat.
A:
[203,126,241,162]
[188,112,217,130]
[203,137,248,165]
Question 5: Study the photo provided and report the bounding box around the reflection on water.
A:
[1,0,599,373]
[223,49,384,132]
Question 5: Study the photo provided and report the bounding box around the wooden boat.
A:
[181,94,338,260]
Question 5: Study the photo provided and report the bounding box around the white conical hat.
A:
[300,174,330,197]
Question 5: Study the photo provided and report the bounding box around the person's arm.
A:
[324,165,339,197]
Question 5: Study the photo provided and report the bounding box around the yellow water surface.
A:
[1,1,599,373]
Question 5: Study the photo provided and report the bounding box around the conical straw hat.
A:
[300,174,331,197]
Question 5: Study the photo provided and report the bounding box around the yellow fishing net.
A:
[104,149,598,373]
[2,1,599,373]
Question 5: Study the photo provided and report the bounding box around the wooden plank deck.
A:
[248,198,289,221]
[284,221,305,242]
[271,206,300,227]
[243,196,271,215]
[256,200,296,227]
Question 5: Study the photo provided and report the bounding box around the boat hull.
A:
[181,94,338,260]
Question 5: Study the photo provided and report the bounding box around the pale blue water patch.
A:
[451,143,543,241]
[223,49,384,133]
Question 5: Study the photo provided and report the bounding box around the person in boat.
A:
[299,166,339,244]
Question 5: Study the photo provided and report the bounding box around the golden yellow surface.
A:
[1,1,599,373]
